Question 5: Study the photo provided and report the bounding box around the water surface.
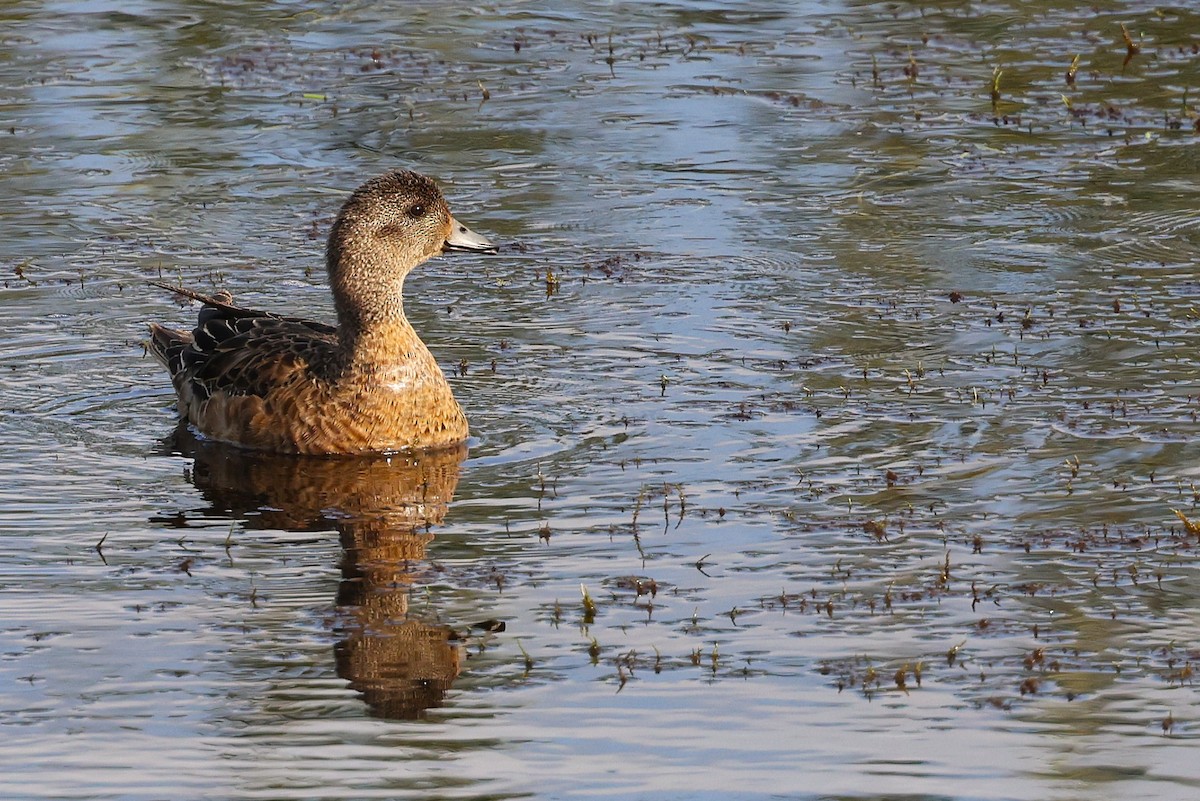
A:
[2,1,1200,799]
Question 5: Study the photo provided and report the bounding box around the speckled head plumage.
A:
[147,169,497,455]
[327,170,460,332]
[328,171,451,268]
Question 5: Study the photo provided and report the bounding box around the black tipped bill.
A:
[443,217,497,254]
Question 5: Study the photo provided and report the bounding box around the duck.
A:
[147,169,497,455]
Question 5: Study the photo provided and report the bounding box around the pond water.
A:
[2,0,1199,799]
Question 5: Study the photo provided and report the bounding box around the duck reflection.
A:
[164,424,467,720]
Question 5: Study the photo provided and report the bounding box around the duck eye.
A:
[406,203,426,219]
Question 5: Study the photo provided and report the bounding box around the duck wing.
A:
[148,282,339,403]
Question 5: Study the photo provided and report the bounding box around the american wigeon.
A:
[148,170,496,454]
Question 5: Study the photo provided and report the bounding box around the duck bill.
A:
[443,217,498,254]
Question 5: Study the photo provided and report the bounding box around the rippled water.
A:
[3,1,1200,799]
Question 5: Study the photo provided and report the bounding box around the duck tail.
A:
[146,322,191,374]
